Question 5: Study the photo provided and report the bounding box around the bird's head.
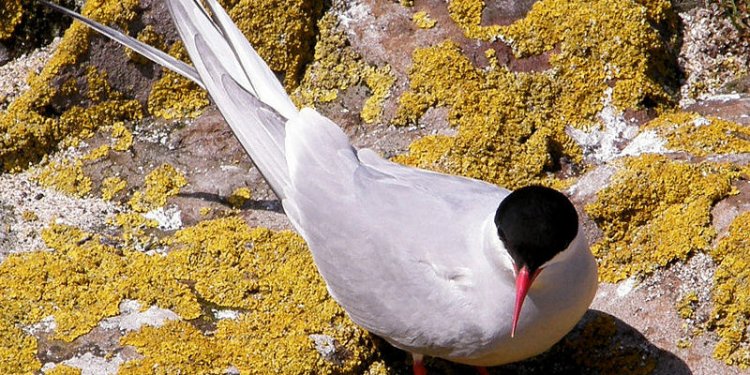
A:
[493,185,579,337]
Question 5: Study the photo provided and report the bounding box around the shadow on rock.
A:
[375,310,692,374]
[177,191,283,213]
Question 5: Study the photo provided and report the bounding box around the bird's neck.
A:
[481,214,516,277]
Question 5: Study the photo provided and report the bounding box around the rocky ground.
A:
[1,0,749,374]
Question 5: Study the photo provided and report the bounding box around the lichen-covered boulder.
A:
[1,0,750,373]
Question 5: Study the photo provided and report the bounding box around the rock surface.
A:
[1,0,750,374]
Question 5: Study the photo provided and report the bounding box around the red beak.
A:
[511,265,541,338]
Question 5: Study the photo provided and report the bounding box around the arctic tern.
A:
[42,0,599,372]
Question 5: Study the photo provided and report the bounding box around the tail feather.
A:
[201,0,298,120]
[167,0,293,198]
[38,0,204,88]
[41,0,299,199]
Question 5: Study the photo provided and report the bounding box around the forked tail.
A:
[41,0,298,199]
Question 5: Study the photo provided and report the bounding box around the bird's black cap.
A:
[494,185,579,271]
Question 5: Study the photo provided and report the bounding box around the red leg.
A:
[476,367,490,375]
[412,353,427,375]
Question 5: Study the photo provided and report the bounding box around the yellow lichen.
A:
[413,11,437,29]
[128,164,187,213]
[645,112,750,156]
[85,65,111,103]
[34,158,93,198]
[393,41,574,189]
[395,1,676,187]
[227,186,252,208]
[293,12,393,122]
[21,210,38,222]
[45,364,82,375]
[484,48,498,69]
[121,219,378,373]
[499,0,675,120]
[676,291,698,320]
[447,0,501,40]
[82,144,110,161]
[111,121,134,152]
[8,224,125,342]
[147,42,209,120]
[0,0,23,40]
[0,221,200,348]
[361,65,396,124]
[199,206,212,216]
[585,154,737,282]
[126,24,166,64]
[0,215,382,373]
[0,0,143,172]
[161,218,262,310]
[0,318,39,374]
[131,27,207,119]
[118,320,227,374]
[711,211,750,368]
[101,176,127,201]
[224,0,323,89]
[293,13,364,106]
[109,212,158,245]
[677,337,692,349]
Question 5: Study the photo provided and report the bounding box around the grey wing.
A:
[283,109,508,350]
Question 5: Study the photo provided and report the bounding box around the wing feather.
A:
[283,109,509,353]
[167,0,293,197]
[201,0,298,119]
[43,0,518,357]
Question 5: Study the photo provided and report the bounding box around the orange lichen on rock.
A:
[34,157,93,198]
[0,216,384,373]
[128,164,187,213]
[126,24,166,64]
[585,154,737,282]
[447,0,501,40]
[499,0,675,122]
[0,0,23,40]
[45,364,82,375]
[101,176,127,201]
[121,220,381,374]
[292,14,361,106]
[361,65,396,124]
[394,0,676,188]
[109,212,158,245]
[82,144,111,161]
[0,0,143,172]
[293,13,395,125]
[146,42,209,120]
[645,111,750,156]
[227,186,252,208]
[111,121,134,151]
[413,10,437,29]
[393,41,571,189]
[0,318,39,374]
[223,0,323,89]
[711,211,750,368]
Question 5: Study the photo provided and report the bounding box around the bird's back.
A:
[282,109,520,359]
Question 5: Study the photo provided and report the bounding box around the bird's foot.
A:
[412,353,427,375]
[476,366,490,375]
